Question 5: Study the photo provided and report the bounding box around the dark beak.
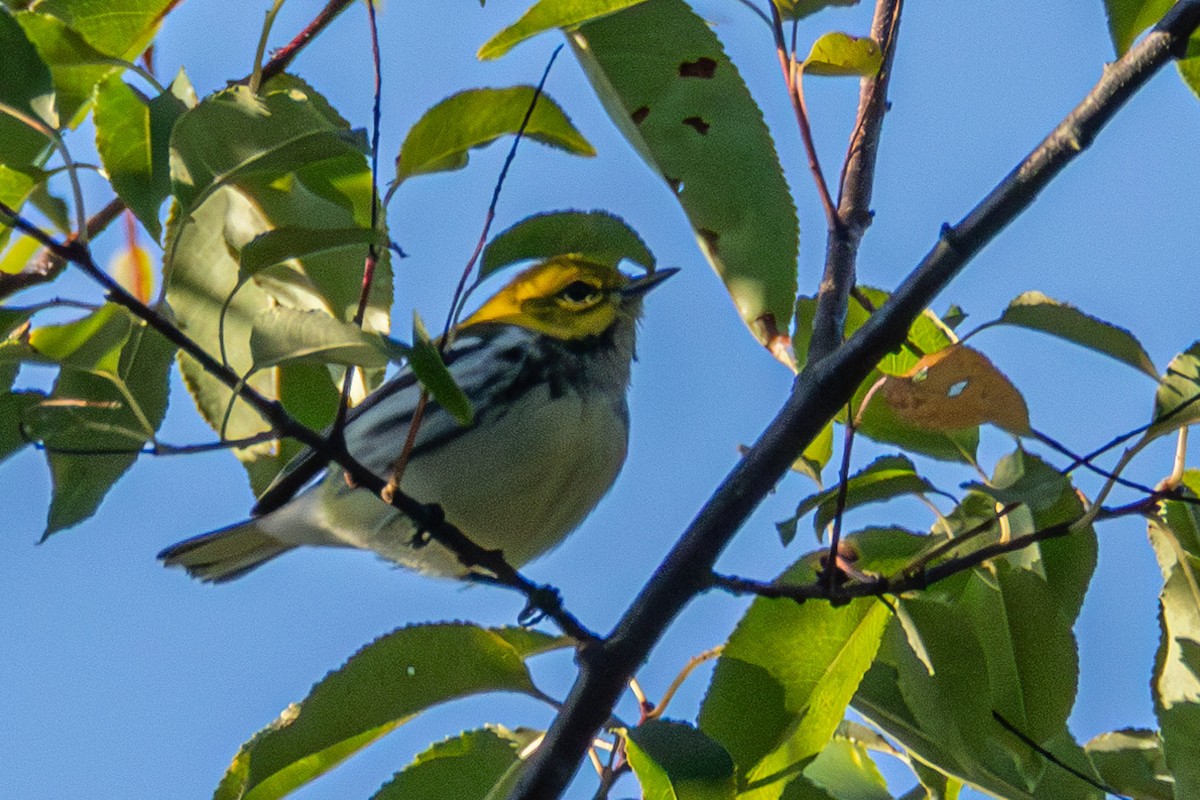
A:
[621,267,680,298]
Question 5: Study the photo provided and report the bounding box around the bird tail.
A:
[158,520,295,583]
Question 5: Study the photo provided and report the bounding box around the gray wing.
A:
[250,326,527,516]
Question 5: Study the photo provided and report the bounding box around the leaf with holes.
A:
[393,87,593,185]
[569,0,799,360]
[480,210,653,281]
[879,345,1031,435]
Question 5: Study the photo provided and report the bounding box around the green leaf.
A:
[166,78,389,494]
[570,0,799,354]
[480,210,653,281]
[781,454,945,544]
[0,390,44,464]
[411,312,473,426]
[787,419,834,489]
[799,737,892,800]
[169,84,366,216]
[1178,30,1200,100]
[1084,729,1173,800]
[14,11,113,128]
[249,307,398,371]
[478,0,649,60]
[1147,499,1200,800]
[393,86,593,185]
[27,303,131,373]
[35,0,176,60]
[802,32,882,77]
[1104,0,1174,54]
[239,226,383,278]
[371,726,540,800]
[699,529,921,784]
[214,623,550,800]
[39,317,175,535]
[94,74,187,240]
[1151,342,1200,437]
[990,291,1157,378]
[774,1,860,22]
[0,10,55,222]
[625,720,736,800]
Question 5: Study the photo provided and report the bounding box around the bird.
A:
[158,256,677,582]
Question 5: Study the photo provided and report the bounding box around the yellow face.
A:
[461,257,633,339]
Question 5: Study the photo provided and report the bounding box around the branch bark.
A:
[508,3,1200,796]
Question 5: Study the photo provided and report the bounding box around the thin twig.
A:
[507,6,1200,795]
[824,403,856,593]
[991,711,1127,799]
[333,0,385,437]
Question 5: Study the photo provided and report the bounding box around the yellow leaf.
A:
[109,244,154,304]
[879,345,1030,435]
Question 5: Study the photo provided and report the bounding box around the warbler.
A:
[158,257,676,582]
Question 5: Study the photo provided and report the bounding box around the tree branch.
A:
[809,0,903,363]
[507,3,1200,796]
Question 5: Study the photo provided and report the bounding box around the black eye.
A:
[561,280,601,304]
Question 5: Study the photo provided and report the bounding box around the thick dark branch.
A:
[0,201,597,643]
[507,4,1200,796]
[809,0,903,363]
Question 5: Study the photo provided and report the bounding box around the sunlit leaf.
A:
[1150,342,1200,437]
[214,623,551,800]
[879,345,1031,436]
[108,242,154,304]
[700,529,920,781]
[802,32,882,77]
[625,720,736,800]
[480,210,652,281]
[800,737,891,800]
[989,291,1157,378]
[394,87,593,185]
[1104,0,1174,54]
[94,74,187,240]
[478,0,649,59]
[1147,498,1200,799]
[1084,728,1173,800]
[570,0,799,359]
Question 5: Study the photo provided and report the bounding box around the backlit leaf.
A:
[411,312,473,426]
[1104,0,1173,54]
[774,0,860,21]
[480,210,652,281]
[371,726,540,800]
[393,87,594,185]
[249,307,397,371]
[1150,342,1200,437]
[1084,729,1173,800]
[478,0,649,59]
[626,720,736,800]
[990,291,1156,378]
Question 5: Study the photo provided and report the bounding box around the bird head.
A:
[461,256,677,340]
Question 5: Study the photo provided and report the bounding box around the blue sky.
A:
[3,0,1199,798]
